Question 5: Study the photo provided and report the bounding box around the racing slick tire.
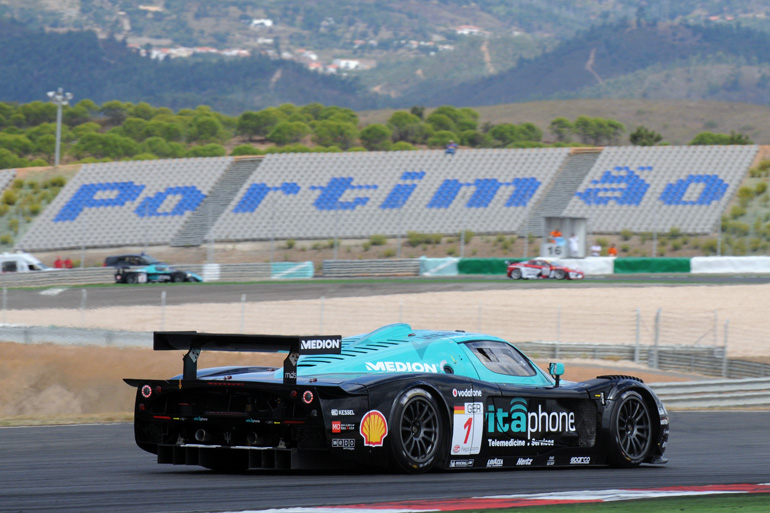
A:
[509,269,522,280]
[608,390,653,467]
[390,388,445,474]
[126,273,138,284]
[171,272,184,283]
[552,269,566,280]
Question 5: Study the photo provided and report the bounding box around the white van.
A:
[0,252,51,273]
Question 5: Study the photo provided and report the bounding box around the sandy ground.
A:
[4,282,763,424]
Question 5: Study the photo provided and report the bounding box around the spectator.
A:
[549,227,563,244]
[54,256,63,269]
[608,243,618,257]
[445,140,458,156]
[568,233,580,257]
[64,257,73,269]
[590,242,601,257]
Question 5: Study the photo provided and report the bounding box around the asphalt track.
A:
[6,273,770,310]
[1,412,768,513]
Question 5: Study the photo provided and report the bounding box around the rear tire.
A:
[608,390,653,467]
[553,269,566,280]
[390,388,444,473]
[126,273,138,284]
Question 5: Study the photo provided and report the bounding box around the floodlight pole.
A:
[47,88,73,168]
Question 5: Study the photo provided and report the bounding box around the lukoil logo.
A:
[486,398,576,439]
[486,458,503,468]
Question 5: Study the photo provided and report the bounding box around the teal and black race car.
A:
[115,263,202,284]
[125,324,668,473]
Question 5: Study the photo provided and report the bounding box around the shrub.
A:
[362,241,371,251]
[0,234,12,245]
[668,226,681,239]
[447,247,457,256]
[701,239,718,255]
[8,218,18,233]
[28,202,42,215]
[12,178,24,189]
[369,234,387,246]
[671,241,682,251]
[460,230,474,244]
[620,229,633,241]
[285,239,295,249]
[756,182,768,195]
[407,231,442,247]
[730,205,746,219]
[2,189,18,206]
[620,244,630,253]
[383,248,396,258]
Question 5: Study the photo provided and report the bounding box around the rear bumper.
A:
[157,444,347,470]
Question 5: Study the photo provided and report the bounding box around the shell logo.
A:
[360,410,388,447]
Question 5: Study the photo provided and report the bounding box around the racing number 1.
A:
[463,417,472,444]
[451,402,483,455]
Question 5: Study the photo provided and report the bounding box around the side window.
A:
[464,340,536,377]
[2,261,18,272]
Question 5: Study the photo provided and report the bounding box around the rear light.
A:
[302,390,314,404]
[155,385,162,394]
[138,403,145,411]
[141,385,152,398]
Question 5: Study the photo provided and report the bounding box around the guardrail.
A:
[322,259,420,277]
[650,378,770,408]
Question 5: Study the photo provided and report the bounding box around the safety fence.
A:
[649,378,770,408]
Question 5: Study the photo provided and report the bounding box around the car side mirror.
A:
[549,362,565,387]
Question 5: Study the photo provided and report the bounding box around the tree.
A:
[100,100,130,125]
[237,108,284,139]
[186,144,226,157]
[690,131,753,145]
[573,116,625,145]
[231,144,265,156]
[187,115,226,143]
[72,132,140,159]
[549,117,573,142]
[629,126,663,146]
[266,121,311,145]
[425,112,455,133]
[387,111,428,144]
[410,106,425,119]
[312,120,358,150]
[426,130,456,148]
[121,117,148,141]
[359,124,392,150]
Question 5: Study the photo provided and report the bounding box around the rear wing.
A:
[154,331,342,384]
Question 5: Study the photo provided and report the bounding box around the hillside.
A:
[0,19,376,113]
[417,22,770,106]
[6,3,770,110]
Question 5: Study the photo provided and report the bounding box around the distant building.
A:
[251,19,274,28]
[456,25,485,35]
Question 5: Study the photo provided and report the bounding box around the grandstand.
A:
[208,149,570,242]
[9,146,761,251]
[561,146,758,234]
[18,158,233,251]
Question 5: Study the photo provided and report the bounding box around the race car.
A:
[125,323,668,473]
[115,263,203,284]
[507,259,584,280]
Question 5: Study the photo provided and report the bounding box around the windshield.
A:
[464,340,537,377]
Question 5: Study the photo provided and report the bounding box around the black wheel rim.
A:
[400,397,439,463]
[617,396,651,460]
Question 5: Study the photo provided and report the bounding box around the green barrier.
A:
[613,257,691,274]
[458,258,528,275]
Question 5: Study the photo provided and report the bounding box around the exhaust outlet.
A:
[194,429,211,442]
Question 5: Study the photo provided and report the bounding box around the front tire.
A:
[510,268,522,280]
[390,388,444,473]
[608,390,653,467]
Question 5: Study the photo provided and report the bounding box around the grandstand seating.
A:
[207,149,571,241]
[10,146,761,251]
[18,158,232,251]
[0,169,16,193]
[561,146,758,234]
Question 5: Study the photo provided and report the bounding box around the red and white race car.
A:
[506,259,584,280]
